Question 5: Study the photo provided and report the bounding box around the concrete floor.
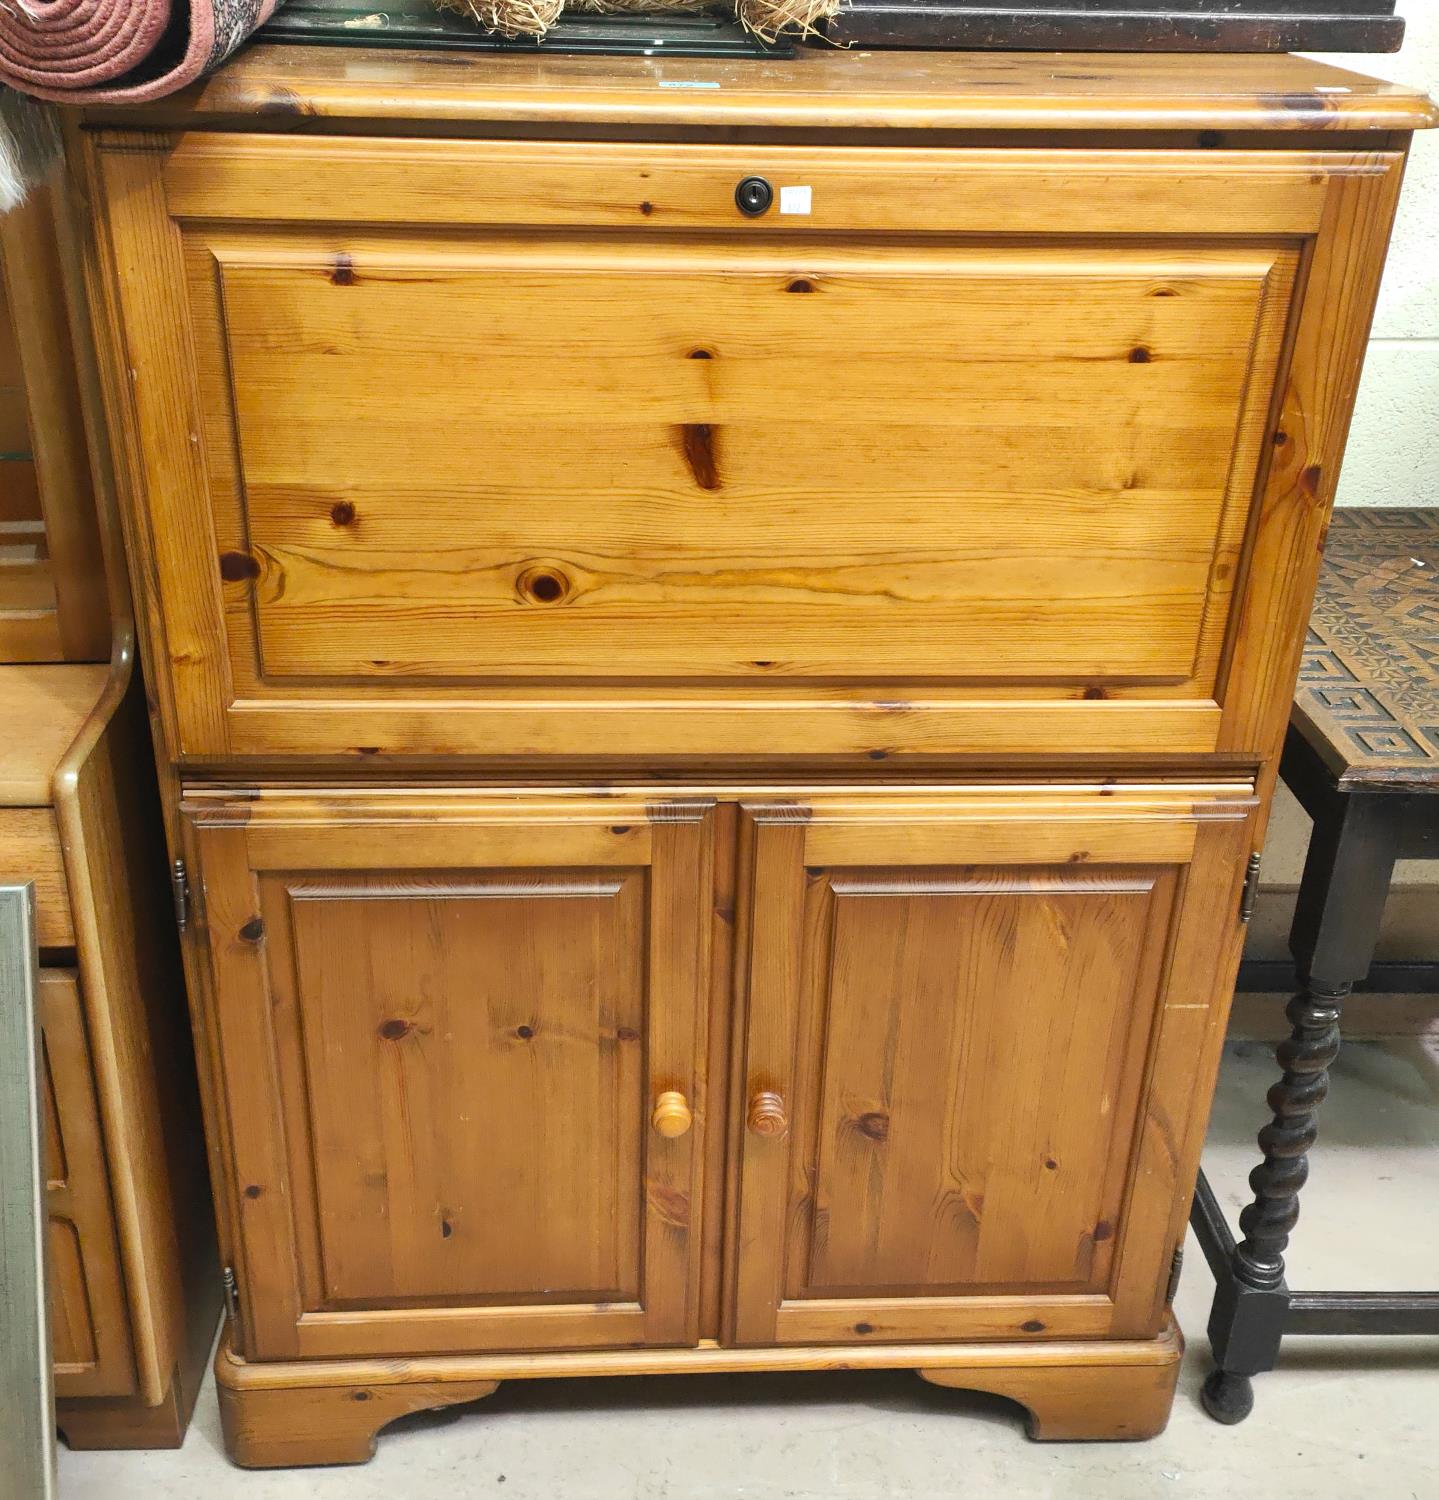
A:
[57,1037,1439,1500]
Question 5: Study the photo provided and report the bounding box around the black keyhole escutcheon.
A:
[735,176,774,217]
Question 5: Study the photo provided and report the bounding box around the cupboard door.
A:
[730,786,1254,1346]
[188,793,714,1360]
[41,971,135,1397]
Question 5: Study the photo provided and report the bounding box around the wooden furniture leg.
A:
[57,1366,192,1451]
[1200,778,1404,1423]
[918,1337,1182,1441]
[216,1350,501,1469]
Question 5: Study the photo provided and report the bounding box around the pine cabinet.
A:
[76,41,1434,1468]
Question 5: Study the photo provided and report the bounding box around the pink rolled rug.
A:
[0,0,287,105]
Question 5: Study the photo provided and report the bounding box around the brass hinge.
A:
[1166,1244,1185,1305]
[1239,852,1262,925]
[222,1264,240,1326]
[170,858,190,933]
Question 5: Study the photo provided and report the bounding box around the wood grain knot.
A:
[517,565,571,605]
[855,1111,889,1141]
[330,501,357,526]
[238,917,265,943]
[218,550,260,582]
[256,86,314,120]
[378,1018,413,1041]
[650,1184,691,1229]
[680,422,720,490]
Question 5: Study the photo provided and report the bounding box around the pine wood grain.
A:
[207,237,1289,692]
[212,1319,1183,1462]
[188,792,713,1361]
[162,136,1339,232]
[85,134,1377,764]
[67,50,1434,1463]
[0,808,73,947]
[219,1373,501,1468]
[39,970,135,1399]
[98,46,1439,135]
[728,787,1252,1346]
[1217,153,1411,788]
[0,665,108,805]
[918,1333,1181,1440]
[51,636,219,1410]
[0,183,108,664]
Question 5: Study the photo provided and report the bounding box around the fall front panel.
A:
[91,136,1355,758]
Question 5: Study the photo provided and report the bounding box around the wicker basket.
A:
[433,0,837,43]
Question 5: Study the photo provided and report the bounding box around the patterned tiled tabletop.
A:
[1293,508,1439,791]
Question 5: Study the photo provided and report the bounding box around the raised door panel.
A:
[188,793,713,1360]
[212,241,1286,696]
[730,787,1254,1346]
[278,870,646,1308]
[87,135,1393,763]
[40,971,135,1398]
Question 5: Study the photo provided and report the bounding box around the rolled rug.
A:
[0,0,287,106]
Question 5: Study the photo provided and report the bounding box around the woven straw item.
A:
[433,0,837,41]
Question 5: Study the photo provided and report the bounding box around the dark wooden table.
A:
[827,2,1406,52]
[1192,507,1439,1424]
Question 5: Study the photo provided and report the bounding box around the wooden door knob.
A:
[747,1091,788,1138]
[651,1090,693,1139]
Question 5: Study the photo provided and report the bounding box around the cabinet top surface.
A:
[0,663,108,807]
[95,44,1437,134]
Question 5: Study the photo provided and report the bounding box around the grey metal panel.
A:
[0,885,55,1500]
